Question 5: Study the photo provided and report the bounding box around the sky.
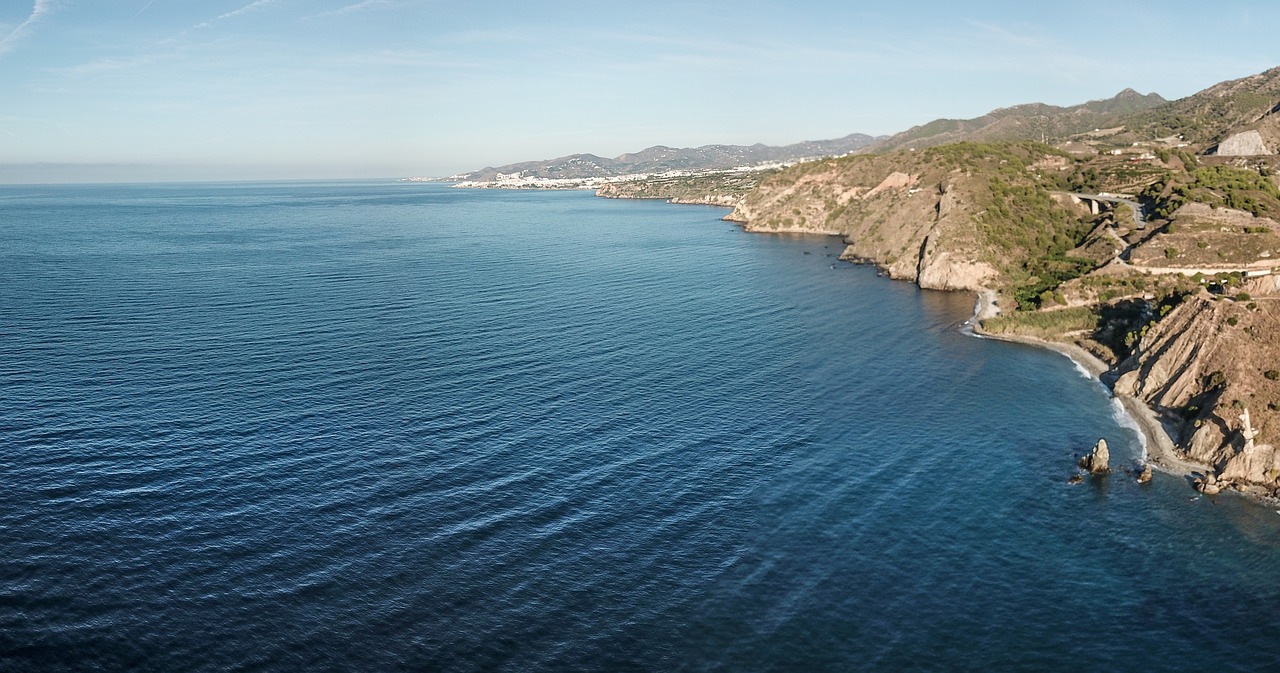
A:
[1,0,1278,183]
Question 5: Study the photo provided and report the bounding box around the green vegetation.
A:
[918,142,1097,308]
[1141,165,1280,219]
[1010,255,1094,309]
[1125,82,1280,146]
[1208,370,1227,389]
[981,306,1098,338]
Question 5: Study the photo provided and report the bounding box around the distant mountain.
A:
[454,134,883,182]
[866,89,1168,153]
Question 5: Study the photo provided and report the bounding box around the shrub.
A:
[1164,247,1179,259]
[1236,292,1252,301]
[1265,370,1280,381]
[1227,316,1240,326]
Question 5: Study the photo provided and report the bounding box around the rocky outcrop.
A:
[1211,130,1270,156]
[1113,293,1224,410]
[1218,442,1280,489]
[1079,439,1111,474]
[1195,471,1222,495]
[916,232,998,291]
[864,171,919,199]
[728,149,1023,294]
[1111,286,1280,494]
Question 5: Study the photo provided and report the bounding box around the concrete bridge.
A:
[1065,192,1147,229]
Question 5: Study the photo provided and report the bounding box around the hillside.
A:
[1120,66,1280,150]
[866,89,1167,153]
[728,142,1100,298]
[451,134,882,182]
[594,168,777,207]
[711,66,1280,498]
[460,65,1280,495]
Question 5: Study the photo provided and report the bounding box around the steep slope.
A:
[1122,66,1280,150]
[727,142,1094,294]
[1113,283,1280,494]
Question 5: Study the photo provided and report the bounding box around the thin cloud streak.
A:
[195,0,285,27]
[131,0,158,21]
[216,0,283,21]
[313,0,396,18]
[0,0,55,55]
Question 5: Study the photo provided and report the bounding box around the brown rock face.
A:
[727,151,1016,294]
[1115,288,1280,490]
[1079,438,1110,474]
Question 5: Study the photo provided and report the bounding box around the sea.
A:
[2,181,1280,672]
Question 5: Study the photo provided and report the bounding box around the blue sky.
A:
[1,0,1277,183]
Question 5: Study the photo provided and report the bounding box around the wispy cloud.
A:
[305,0,429,20]
[314,0,394,18]
[195,0,286,28]
[131,0,159,21]
[60,54,162,75]
[216,0,283,21]
[0,0,55,56]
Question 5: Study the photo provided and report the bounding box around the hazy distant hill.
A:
[455,134,883,182]
[866,89,1168,153]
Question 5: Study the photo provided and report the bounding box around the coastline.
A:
[967,291,1205,480]
[595,191,1215,483]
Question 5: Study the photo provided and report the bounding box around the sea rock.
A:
[1219,443,1280,486]
[1078,439,1110,474]
[1195,471,1222,495]
[1136,464,1153,484]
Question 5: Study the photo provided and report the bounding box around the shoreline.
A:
[593,183,1280,503]
[967,291,1206,480]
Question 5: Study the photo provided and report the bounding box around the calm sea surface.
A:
[2,181,1280,672]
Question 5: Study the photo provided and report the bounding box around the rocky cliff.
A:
[725,143,1085,294]
[1113,281,1280,495]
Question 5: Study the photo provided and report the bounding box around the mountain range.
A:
[450,134,882,182]
[447,66,1280,183]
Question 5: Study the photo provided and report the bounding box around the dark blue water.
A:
[2,182,1279,672]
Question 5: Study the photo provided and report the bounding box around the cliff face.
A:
[1114,282,1280,492]
[728,162,992,290]
[725,144,1084,293]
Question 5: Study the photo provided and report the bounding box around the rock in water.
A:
[1136,464,1153,484]
[1078,439,1110,474]
[1196,471,1222,495]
